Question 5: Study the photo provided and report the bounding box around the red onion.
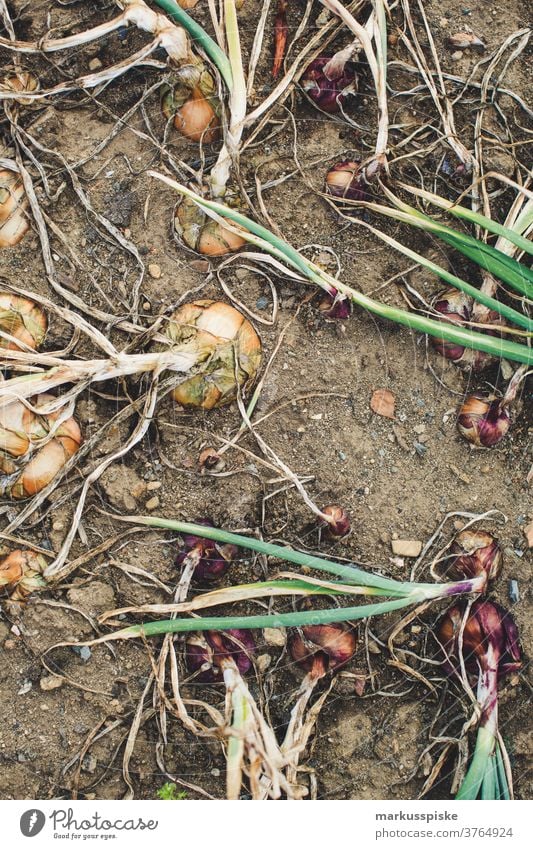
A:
[289,623,357,679]
[176,519,237,584]
[185,629,256,683]
[301,56,358,114]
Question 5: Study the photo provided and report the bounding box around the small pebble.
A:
[17,681,33,695]
[451,51,463,60]
[40,675,64,692]
[509,580,520,604]
[52,521,64,532]
[72,645,92,662]
[256,654,271,673]
[148,263,162,279]
[145,496,160,511]
[88,57,103,71]
[146,481,162,491]
[264,627,285,647]
[391,539,423,558]
[142,301,151,311]
[256,296,269,310]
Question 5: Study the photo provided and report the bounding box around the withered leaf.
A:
[370,388,396,419]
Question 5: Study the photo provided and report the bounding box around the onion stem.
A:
[116,513,484,597]
[149,173,533,366]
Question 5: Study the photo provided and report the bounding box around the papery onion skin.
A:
[301,56,358,113]
[0,395,82,499]
[438,600,521,680]
[431,288,503,371]
[0,549,47,602]
[289,623,357,678]
[457,394,511,448]
[165,299,261,410]
[448,529,502,583]
[0,169,29,249]
[185,629,256,683]
[0,292,47,350]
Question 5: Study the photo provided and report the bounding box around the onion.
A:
[456,393,511,448]
[162,77,220,144]
[185,629,256,683]
[0,549,47,602]
[175,195,246,256]
[431,287,503,371]
[301,55,358,113]
[0,395,82,499]
[0,169,29,248]
[325,160,369,202]
[320,504,351,539]
[438,600,521,800]
[0,292,47,350]
[448,529,502,583]
[318,288,351,320]
[164,299,262,409]
[289,623,357,679]
[176,519,237,584]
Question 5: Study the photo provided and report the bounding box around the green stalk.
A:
[375,194,533,298]
[456,724,495,800]
[111,594,424,641]
[495,742,510,800]
[398,183,533,258]
[347,216,533,331]
[150,173,533,365]
[151,0,233,90]
[124,514,479,597]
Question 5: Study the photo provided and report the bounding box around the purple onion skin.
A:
[319,289,352,320]
[176,518,237,585]
[186,629,256,683]
[457,397,511,448]
[301,57,357,114]
[439,600,521,681]
[325,161,370,203]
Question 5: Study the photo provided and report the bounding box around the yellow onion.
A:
[457,393,511,448]
[0,395,82,499]
[162,73,220,144]
[0,548,47,602]
[0,169,28,248]
[175,195,246,256]
[0,292,47,350]
[163,299,262,409]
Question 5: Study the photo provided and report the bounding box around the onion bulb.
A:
[289,623,357,680]
[176,519,237,584]
[185,629,256,683]
[318,287,351,320]
[162,76,220,144]
[325,161,369,202]
[456,393,511,448]
[0,548,47,602]
[163,299,262,409]
[0,169,29,248]
[301,55,358,113]
[437,529,502,584]
[320,504,351,539]
[175,195,246,256]
[0,394,82,499]
[0,292,47,350]
[431,288,503,372]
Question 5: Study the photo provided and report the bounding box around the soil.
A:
[0,0,531,801]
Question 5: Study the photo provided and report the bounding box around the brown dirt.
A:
[0,0,531,801]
